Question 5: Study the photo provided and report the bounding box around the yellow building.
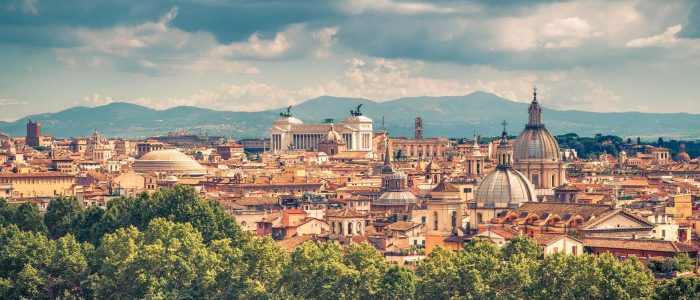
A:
[665,194,692,221]
[0,172,75,198]
[425,180,467,253]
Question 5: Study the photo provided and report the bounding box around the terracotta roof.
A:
[582,238,698,253]
[236,196,278,206]
[515,202,612,220]
[326,209,368,218]
[0,171,75,178]
[533,233,581,246]
[580,209,655,230]
[276,235,312,253]
[432,180,460,192]
[385,221,421,232]
[489,228,520,239]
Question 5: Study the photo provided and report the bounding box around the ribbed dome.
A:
[513,127,561,161]
[322,125,344,143]
[677,152,691,162]
[133,149,205,175]
[375,190,419,206]
[475,167,536,208]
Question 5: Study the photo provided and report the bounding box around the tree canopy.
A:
[0,187,695,299]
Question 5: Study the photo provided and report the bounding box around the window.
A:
[421,216,426,224]
[572,246,577,255]
[433,212,439,230]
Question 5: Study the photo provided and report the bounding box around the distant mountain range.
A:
[1,92,699,140]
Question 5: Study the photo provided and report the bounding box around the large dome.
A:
[475,167,536,208]
[375,190,420,206]
[513,127,561,161]
[133,149,206,175]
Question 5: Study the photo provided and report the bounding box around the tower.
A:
[464,134,486,178]
[415,117,423,139]
[26,119,42,147]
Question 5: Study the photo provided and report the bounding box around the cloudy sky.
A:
[1,0,699,121]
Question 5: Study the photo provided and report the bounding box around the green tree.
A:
[0,225,54,299]
[0,199,16,226]
[89,218,225,299]
[416,246,460,299]
[377,265,416,300]
[501,236,542,261]
[13,202,48,234]
[76,205,105,244]
[283,241,360,299]
[237,236,289,298]
[456,239,501,299]
[345,242,387,299]
[47,234,92,298]
[654,276,700,300]
[596,253,654,299]
[95,185,247,246]
[45,196,84,239]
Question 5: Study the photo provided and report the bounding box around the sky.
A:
[0,0,699,121]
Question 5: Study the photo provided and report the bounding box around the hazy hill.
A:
[1,92,699,139]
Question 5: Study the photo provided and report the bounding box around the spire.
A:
[497,121,513,167]
[527,86,543,128]
[533,86,538,103]
[381,136,394,174]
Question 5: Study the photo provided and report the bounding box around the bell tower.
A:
[415,117,423,139]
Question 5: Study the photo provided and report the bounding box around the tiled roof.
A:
[516,202,612,220]
[236,196,278,206]
[385,221,421,232]
[582,238,698,253]
[0,171,75,178]
[326,209,368,218]
[276,235,312,253]
[533,233,581,246]
[432,180,460,192]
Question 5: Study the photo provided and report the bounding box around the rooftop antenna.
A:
[381,116,386,132]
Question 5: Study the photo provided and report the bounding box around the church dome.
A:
[133,149,206,175]
[676,144,691,162]
[475,167,536,208]
[322,125,344,143]
[513,128,561,161]
[475,126,536,208]
[513,88,561,162]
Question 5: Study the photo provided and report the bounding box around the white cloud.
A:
[312,27,339,59]
[626,24,682,48]
[339,0,455,15]
[212,25,297,59]
[0,98,28,106]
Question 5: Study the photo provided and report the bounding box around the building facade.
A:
[269,106,373,153]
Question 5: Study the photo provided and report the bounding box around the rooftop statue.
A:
[280,106,292,117]
[350,104,363,116]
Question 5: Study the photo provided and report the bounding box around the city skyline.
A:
[1,0,700,121]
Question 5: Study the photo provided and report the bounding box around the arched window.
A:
[339,222,343,235]
[357,222,363,235]
[433,211,439,230]
[331,222,336,234]
[451,211,457,228]
[348,222,353,235]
